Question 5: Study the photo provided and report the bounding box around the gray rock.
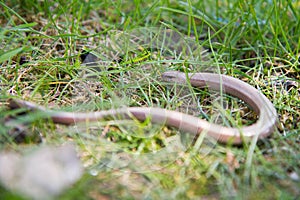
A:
[0,144,83,199]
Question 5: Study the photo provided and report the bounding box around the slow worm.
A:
[7,71,277,144]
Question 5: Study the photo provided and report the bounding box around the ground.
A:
[0,0,299,199]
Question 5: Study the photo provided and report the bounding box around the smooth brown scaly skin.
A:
[7,71,277,144]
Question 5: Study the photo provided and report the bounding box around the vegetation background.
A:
[0,0,299,199]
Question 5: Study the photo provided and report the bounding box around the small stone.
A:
[289,171,299,181]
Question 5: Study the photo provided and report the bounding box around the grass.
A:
[0,0,299,199]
